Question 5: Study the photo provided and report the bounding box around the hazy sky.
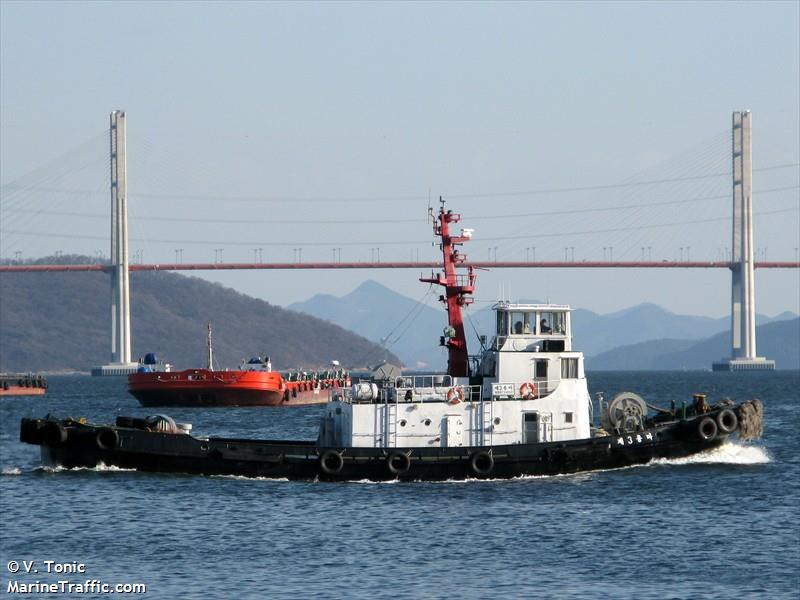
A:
[1,1,798,319]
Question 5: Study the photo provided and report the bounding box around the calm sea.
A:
[1,371,798,599]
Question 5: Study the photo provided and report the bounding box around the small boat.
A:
[127,324,350,407]
[19,202,763,480]
[1,373,47,397]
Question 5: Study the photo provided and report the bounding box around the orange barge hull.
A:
[128,369,349,407]
[0,386,47,397]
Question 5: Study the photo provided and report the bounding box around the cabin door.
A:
[445,415,463,447]
[523,412,552,443]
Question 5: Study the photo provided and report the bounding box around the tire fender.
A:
[387,451,411,476]
[96,427,120,451]
[469,451,494,476]
[716,408,738,435]
[45,422,68,446]
[697,416,718,441]
[319,450,344,475]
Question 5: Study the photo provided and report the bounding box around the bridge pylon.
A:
[713,111,775,371]
[92,110,138,376]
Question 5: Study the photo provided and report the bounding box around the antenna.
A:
[427,189,432,223]
[207,321,214,370]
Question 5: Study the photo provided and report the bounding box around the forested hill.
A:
[0,260,398,373]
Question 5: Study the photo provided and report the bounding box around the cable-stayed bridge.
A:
[1,111,798,373]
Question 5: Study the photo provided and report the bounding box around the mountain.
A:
[288,280,798,369]
[288,280,448,369]
[0,262,398,373]
[589,318,800,370]
[570,304,724,356]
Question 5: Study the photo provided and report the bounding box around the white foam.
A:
[208,474,290,482]
[94,462,137,472]
[346,478,400,485]
[1,467,22,475]
[649,441,771,466]
[39,463,136,473]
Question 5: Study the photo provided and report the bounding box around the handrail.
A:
[333,378,567,405]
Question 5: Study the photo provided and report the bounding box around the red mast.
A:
[420,199,476,378]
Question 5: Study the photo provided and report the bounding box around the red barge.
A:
[1,374,48,397]
[127,326,349,407]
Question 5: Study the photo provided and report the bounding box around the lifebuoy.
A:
[716,409,738,434]
[469,451,494,476]
[387,451,411,476]
[446,387,464,405]
[96,427,119,451]
[319,450,344,475]
[697,416,718,441]
[519,382,537,399]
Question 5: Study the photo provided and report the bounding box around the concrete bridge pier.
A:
[713,111,776,371]
[92,110,138,376]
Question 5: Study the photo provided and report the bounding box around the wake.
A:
[648,441,771,466]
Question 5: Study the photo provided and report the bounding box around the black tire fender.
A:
[44,422,68,446]
[469,450,494,476]
[96,427,119,451]
[697,416,718,441]
[716,408,738,435]
[387,451,411,476]
[319,450,344,475]
[20,419,46,445]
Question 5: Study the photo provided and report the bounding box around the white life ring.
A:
[519,382,537,399]
[446,387,464,405]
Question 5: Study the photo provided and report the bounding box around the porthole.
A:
[400,419,407,427]
[493,417,501,425]
[423,419,431,426]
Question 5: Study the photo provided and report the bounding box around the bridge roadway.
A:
[1,261,798,272]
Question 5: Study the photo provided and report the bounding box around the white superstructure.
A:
[319,302,592,448]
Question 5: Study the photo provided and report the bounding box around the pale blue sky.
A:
[1,1,798,318]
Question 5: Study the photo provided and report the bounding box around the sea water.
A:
[1,371,797,599]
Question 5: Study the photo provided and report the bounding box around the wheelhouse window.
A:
[564,412,574,424]
[496,311,509,336]
[539,311,566,335]
[510,311,532,334]
[561,358,578,379]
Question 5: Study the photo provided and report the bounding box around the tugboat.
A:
[127,323,349,407]
[19,201,763,480]
[1,373,47,397]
